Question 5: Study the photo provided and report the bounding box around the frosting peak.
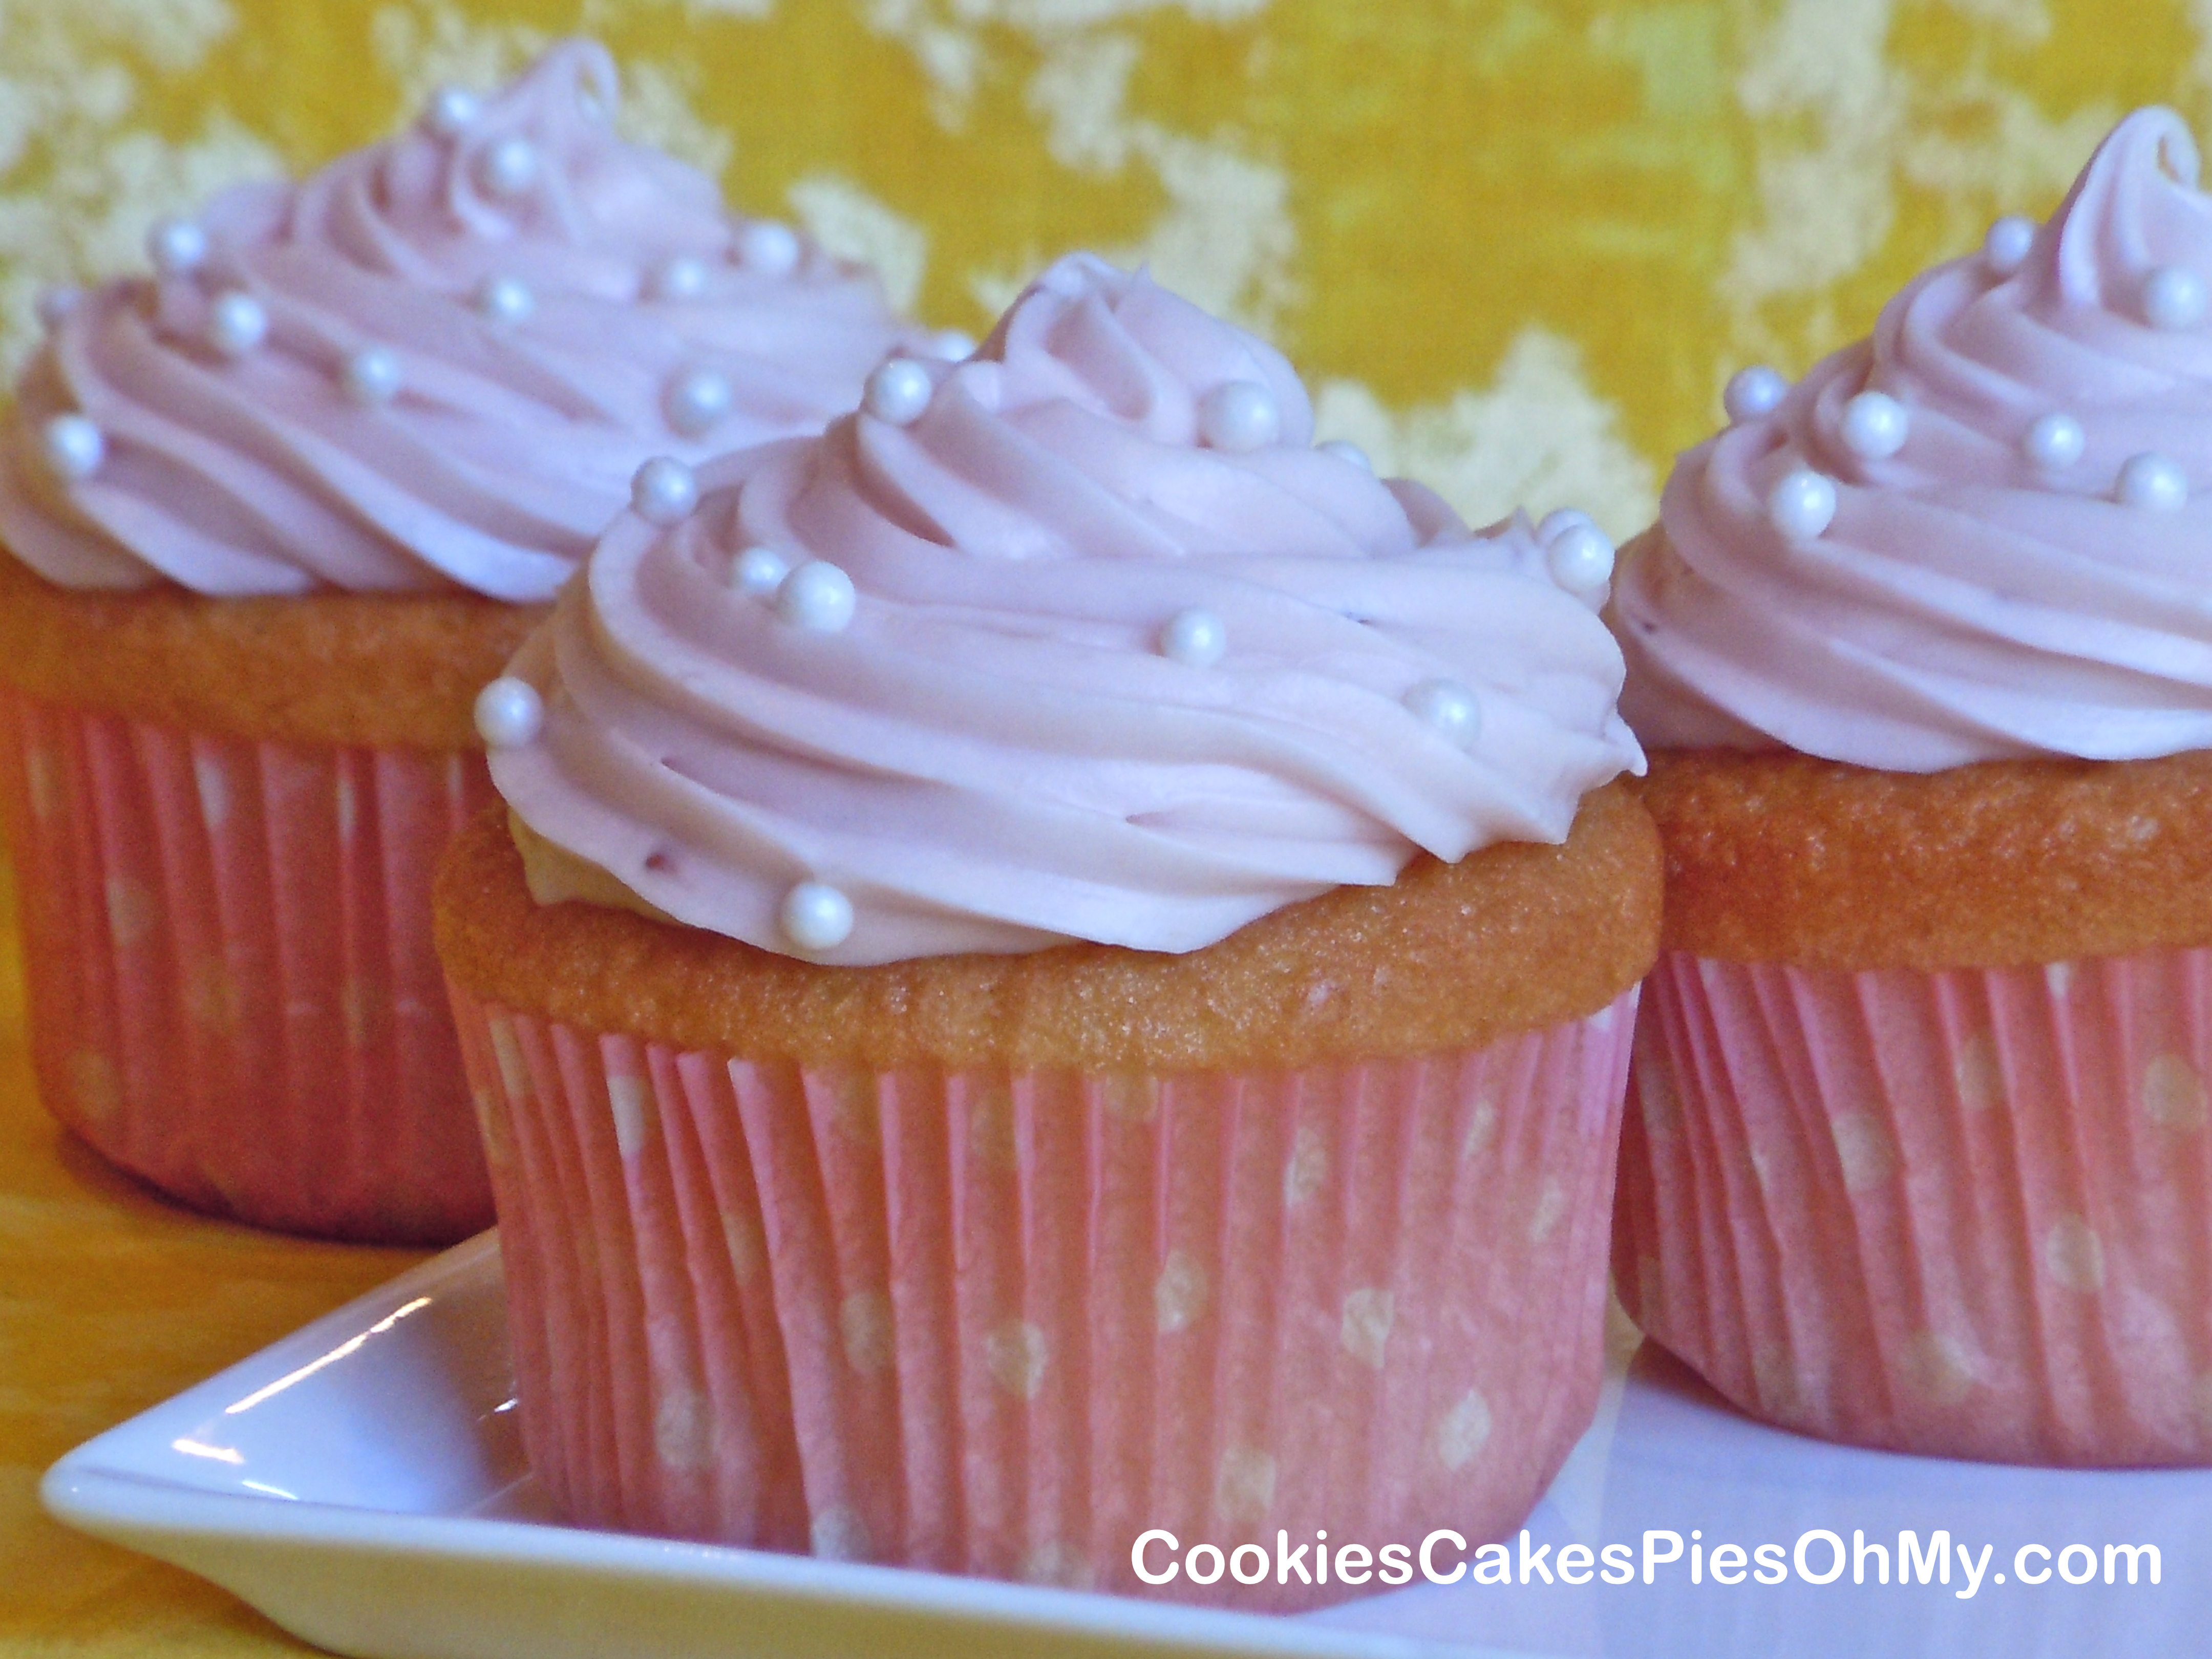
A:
[2043,108,2206,319]
[1,40,916,600]
[491,255,1643,964]
[969,251,1315,454]
[1616,107,2212,771]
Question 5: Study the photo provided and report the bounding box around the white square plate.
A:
[42,1232,2207,1659]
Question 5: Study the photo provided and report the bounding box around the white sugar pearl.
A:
[476,136,540,200]
[1537,507,1595,544]
[36,287,81,331]
[780,881,854,952]
[649,255,709,301]
[475,274,534,325]
[630,456,698,526]
[341,345,402,406]
[1767,467,1838,540]
[1985,215,2036,276]
[2117,451,2189,512]
[776,560,857,632]
[1546,524,1617,592]
[2143,265,2208,331]
[664,367,733,436]
[39,414,104,482]
[1159,607,1227,667]
[1724,365,1788,423]
[422,85,481,139]
[473,677,543,749]
[2022,411,2086,469]
[730,546,789,596]
[1841,390,1909,459]
[930,329,977,360]
[863,358,933,426]
[1197,380,1281,453]
[737,220,801,276]
[1318,439,1373,472]
[205,291,267,358]
[1403,679,1481,748]
[146,217,208,277]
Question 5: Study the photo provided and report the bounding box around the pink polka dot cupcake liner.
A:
[0,688,498,1243]
[1615,949,2212,1466]
[445,983,1637,1610]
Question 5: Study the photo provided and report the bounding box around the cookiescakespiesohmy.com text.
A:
[1130,1527,2163,1596]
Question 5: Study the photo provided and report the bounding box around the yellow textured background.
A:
[0,0,2207,1649]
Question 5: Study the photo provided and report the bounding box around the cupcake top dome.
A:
[1616,106,2212,771]
[486,252,1643,965]
[0,39,921,602]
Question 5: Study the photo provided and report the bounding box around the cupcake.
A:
[0,40,920,1243]
[434,253,1658,1605]
[1611,108,2212,1465]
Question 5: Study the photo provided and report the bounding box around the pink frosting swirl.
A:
[1616,107,2212,771]
[0,40,916,600]
[492,256,1643,963]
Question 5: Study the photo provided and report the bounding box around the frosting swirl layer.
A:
[1616,107,2212,771]
[493,255,1643,963]
[1,40,913,600]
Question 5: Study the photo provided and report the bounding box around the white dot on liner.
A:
[780,881,854,952]
[2022,411,2086,470]
[1723,365,1787,423]
[36,287,81,330]
[864,358,934,426]
[1159,607,1227,667]
[476,136,540,200]
[39,414,104,482]
[146,217,208,277]
[1984,215,2035,277]
[1403,679,1480,747]
[630,456,698,526]
[1317,438,1372,472]
[205,291,267,358]
[664,366,733,436]
[1840,390,1909,459]
[2043,1214,2104,1292]
[422,84,481,139]
[475,274,534,325]
[2143,265,2208,331]
[737,220,801,276]
[649,255,709,301]
[342,345,402,406]
[1546,523,1617,591]
[776,561,857,632]
[2117,451,2189,512]
[1197,380,1280,453]
[730,546,789,596]
[1433,1388,1493,1472]
[473,677,543,749]
[1767,468,1838,540]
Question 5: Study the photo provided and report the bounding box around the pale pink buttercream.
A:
[1616,107,2212,770]
[0,40,914,601]
[492,255,1643,963]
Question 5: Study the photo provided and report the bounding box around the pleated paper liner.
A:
[1616,948,2212,1466]
[449,983,1637,1610]
[0,688,498,1243]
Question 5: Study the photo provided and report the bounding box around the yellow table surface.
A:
[0,853,428,1653]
